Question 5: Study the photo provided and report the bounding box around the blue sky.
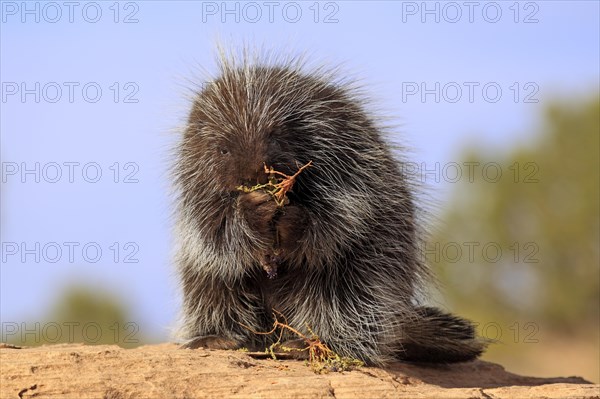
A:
[1,1,598,340]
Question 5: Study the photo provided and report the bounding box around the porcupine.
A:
[173,48,487,365]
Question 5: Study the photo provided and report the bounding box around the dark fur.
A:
[173,49,487,365]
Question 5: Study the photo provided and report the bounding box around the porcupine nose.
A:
[240,162,268,186]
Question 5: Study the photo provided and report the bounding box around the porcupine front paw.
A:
[238,191,278,240]
[275,204,308,256]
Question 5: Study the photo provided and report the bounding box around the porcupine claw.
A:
[261,250,283,279]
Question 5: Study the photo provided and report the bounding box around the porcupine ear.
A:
[397,307,490,363]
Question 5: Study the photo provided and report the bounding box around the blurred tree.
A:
[431,96,599,332]
[8,285,145,348]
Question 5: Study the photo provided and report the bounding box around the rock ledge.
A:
[1,343,598,399]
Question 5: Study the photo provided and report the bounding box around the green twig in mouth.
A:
[237,161,313,207]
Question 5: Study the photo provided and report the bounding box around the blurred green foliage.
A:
[431,96,599,332]
[6,286,145,348]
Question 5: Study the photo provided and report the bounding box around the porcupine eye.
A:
[219,148,229,156]
[268,139,281,154]
[268,127,286,155]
